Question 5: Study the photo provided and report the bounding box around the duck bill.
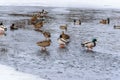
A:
[36,42,40,45]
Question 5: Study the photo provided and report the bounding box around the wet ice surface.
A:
[0,6,120,80]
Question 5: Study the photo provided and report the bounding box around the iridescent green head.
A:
[92,38,97,42]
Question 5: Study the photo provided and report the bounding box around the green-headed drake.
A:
[81,38,97,50]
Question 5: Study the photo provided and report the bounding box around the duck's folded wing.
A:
[58,38,66,44]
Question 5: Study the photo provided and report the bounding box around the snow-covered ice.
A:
[0,6,120,80]
[0,64,45,80]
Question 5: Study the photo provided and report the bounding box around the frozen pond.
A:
[0,6,120,80]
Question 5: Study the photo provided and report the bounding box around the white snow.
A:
[0,64,45,80]
[0,0,120,8]
[51,8,70,13]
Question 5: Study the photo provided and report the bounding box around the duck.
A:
[42,31,51,40]
[34,29,51,40]
[10,23,18,30]
[113,25,120,29]
[34,21,44,29]
[31,15,38,25]
[0,23,7,34]
[38,10,48,18]
[74,19,81,25]
[41,9,48,14]
[36,39,51,51]
[60,31,70,42]
[60,24,67,32]
[57,31,70,48]
[100,18,110,24]
[81,39,97,50]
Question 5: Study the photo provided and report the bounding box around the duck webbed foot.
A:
[87,48,93,51]
[41,47,46,51]
[59,44,65,48]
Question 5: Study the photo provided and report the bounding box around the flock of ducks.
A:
[57,22,97,50]
[56,17,119,51]
[80,18,109,50]
[0,9,119,52]
[30,9,52,51]
[0,9,99,51]
[99,18,120,29]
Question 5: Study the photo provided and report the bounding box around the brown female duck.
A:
[42,31,51,40]
[31,15,38,25]
[36,39,51,51]
[100,18,110,24]
[34,21,44,29]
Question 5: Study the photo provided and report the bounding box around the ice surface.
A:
[0,64,45,80]
[0,6,120,80]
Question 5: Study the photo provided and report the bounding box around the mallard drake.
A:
[74,19,81,25]
[10,23,18,30]
[41,9,48,14]
[60,24,67,31]
[38,12,48,18]
[0,23,7,34]
[57,31,70,48]
[81,39,97,50]
[36,39,51,51]
[38,9,48,17]
[100,18,110,24]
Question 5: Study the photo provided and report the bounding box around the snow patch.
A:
[52,8,70,13]
[0,64,45,80]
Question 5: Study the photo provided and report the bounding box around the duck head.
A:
[48,39,51,43]
[0,23,3,25]
[92,38,97,42]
